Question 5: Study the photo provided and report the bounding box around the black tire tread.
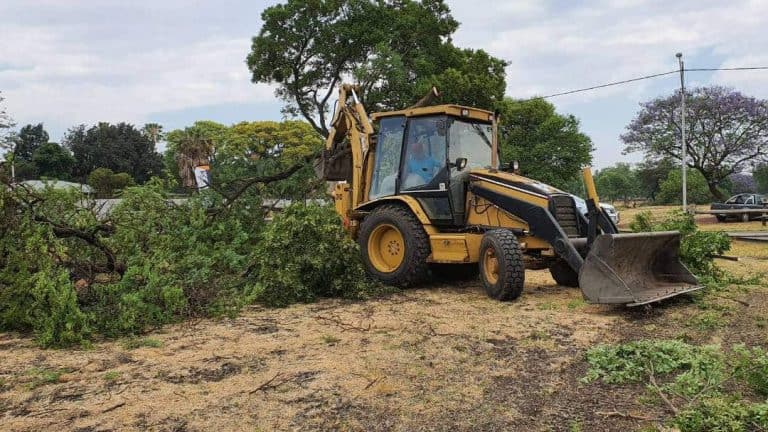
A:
[358,204,431,287]
[479,229,525,301]
[549,259,580,288]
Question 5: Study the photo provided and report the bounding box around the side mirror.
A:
[452,157,468,171]
[503,160,520,173]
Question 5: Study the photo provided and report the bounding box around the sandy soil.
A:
[1,216,766,431]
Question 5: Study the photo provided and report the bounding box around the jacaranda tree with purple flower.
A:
[622,86,768,201]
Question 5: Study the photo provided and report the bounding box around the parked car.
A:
[711,193,767,222]
[571,195,620,225]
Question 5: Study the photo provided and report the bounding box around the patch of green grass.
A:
[755,317,767,329]
[26,367,71,389]
[537,302,557,311]
[568,420,583,432]
[690,311,726,331]
[322,334,340,345]
[103,371,121,381]
[566,299,586,310]
[121,337,163,350]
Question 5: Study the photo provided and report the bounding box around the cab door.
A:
[398,115,453,224]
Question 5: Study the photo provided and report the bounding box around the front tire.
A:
[358,205,430,287]
[549,259,580,287]
[479,230,525,301]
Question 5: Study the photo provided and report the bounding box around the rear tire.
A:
[358,205,430,287]
[715,215,726,222]
[549,259,580,288]
[479,230,525,301]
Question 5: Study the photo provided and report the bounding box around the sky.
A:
[2,0,768,168]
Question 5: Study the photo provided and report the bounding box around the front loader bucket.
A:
[578,231,701,306]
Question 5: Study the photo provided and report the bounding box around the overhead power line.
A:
[685,66,768,72]
[528,66,768,100]
[535,70,678,99]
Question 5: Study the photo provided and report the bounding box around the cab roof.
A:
[370,104,494,123]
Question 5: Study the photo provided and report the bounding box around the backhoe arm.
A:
[319,84,374,227]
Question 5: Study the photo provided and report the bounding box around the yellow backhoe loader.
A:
[319,84,700,305]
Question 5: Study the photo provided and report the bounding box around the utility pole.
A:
[676,52,687,212]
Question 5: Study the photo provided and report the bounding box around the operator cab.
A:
[368,105,496,226]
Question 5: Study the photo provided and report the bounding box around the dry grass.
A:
[0,205,766,431]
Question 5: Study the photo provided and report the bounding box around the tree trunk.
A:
[707,181,726,202]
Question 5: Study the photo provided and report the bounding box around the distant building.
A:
[20,179,94,195]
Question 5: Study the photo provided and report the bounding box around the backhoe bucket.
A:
[578,231,701,306]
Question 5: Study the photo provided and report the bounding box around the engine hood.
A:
[468,168,567,198]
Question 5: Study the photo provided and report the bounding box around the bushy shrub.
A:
[674,398,768,432]
[252,203,377,307]
[629,210,730,278]
[88,168,135,198]
[1,178,379,346]
[584,340,768,432]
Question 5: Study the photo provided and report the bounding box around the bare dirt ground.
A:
[1,216,767,432]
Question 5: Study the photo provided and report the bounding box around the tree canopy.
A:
[496,98,594,189]
[246,0,507,137]
[32,142,75,180]
[63,122,164,184]
[13,123,49,162]
[165,120,324,199]
[622,86,768,201]
[594,163,640,203]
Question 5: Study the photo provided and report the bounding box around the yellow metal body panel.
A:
[353,195,433,226]
[428,233,483,263]
[371,104,494,123]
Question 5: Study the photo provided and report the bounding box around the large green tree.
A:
[496,98,594,189]
[594,163,639,204]
[165,120,324,198]
[622,86,768,201]
[13,123,49,161]
[31,142,75,180]
[635,158,677,201]
[63,122,163,183]
[246,0,507,137]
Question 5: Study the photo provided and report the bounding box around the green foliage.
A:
[657,168,714,204]
[629,210,730,278]
[0,192,91,347]
[755,163,768,194]
[733,345,768,397]
[636,158,677,201]
[496,98,594,189]
[247,0,506,136]
[253,204,376,307]
[584,340,768,432]
[32,142,75,180]
[88,168,136,198]
[674,398,768,432]
[13,123,49,161]
[121,337,163,349]
[594,163,639,202]
[622,86,768,202]
[63,122,163,183]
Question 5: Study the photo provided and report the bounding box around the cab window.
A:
[369,116,405,199]
[401,116,446,190]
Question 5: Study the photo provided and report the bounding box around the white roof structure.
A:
[20,180,94,194]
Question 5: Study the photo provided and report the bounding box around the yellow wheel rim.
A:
[367,224,405,273]
[482,248,499,284]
